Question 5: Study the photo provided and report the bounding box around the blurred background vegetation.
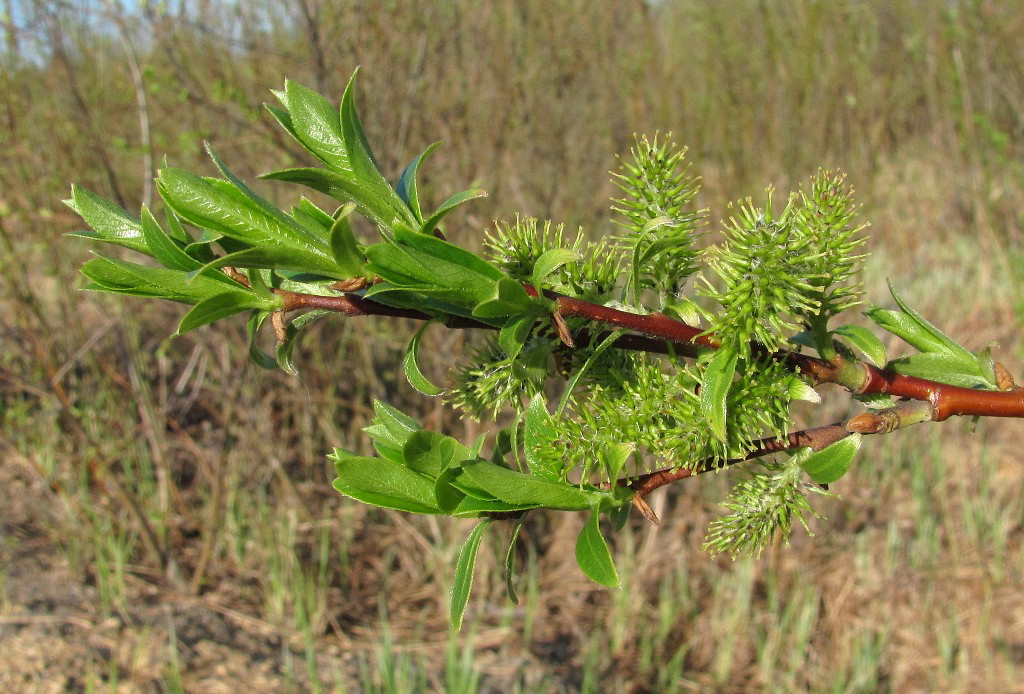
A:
[1,0,1023,691]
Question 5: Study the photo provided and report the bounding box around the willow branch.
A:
[274,283,1024,421]
[627,422,853,499]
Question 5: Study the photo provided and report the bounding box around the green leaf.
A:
[456,460,602,510]
[245,310,278,370]
[396,141,441,223]
[472,277,536,319]
[888,352,993,389]
[575,508,619,588]
[365,225,505,307]
[328,203,365,276]
[403,322,443,395]
[451,496,538,517]
[271,73,416,228]
[139,206,202,272]
[701,344,738,444]
[498,315,535,361]
[600,442,634,484]
[433,467,468,513]
[260,167,411,229]
[156,167,341,276]
[275,309,332,375]
[556,330,624,417]
[450,521,489,630]
[330,451,441,514]
[530,248,580,293]
[977,344,998,388]
[885,279,966,355]
[833,324,886,366]
[523,393,561,481]
[504,516,525,604]
[81,255,255,303]
[421,188,488,236]
[364,401,423,457]
[402,430,472,478]
[177,292,265,334]
[64,185,147,254]
[799,434,861,485]
[281,78,347,168]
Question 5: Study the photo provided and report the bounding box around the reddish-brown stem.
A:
[275,283,1024,421]
[628,423,852,498]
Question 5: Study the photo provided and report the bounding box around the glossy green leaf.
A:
[403,322,443,395]
[833,324,886,366]
[523,393,560,480]
[888,352,993,388]
[433,467,468,513]
[156,167,341,277]
[363,401,423,455]
[81,255,252,303]
[402,430,472,479]
[245,310,278,370]
[139,206,202,272]
[274,309,332,375]
[450,496,538,517]
[600,442,634,484]
[531,248,580,293]
[330,451,441,514]
[456,460,602,510]
[575,508,619,588]
[450,521,489,630]
[281,78,347,168]
[421,188,488,236]
[504,516,525,604]
[177,292,266,335]
[700,343,738,444]
[396,141,441,223]
[260,167,410,229]
[365,225,505,307]
[556,330,623,417]
[885,280,965,355]
[328,203,365,276]
[64,185,147,254]
[472,277,535,319]
[798,434,861,485]
[498,315,535,361]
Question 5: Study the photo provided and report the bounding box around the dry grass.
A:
[2,1,1024,691]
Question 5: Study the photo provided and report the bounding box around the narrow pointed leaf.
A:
[456,460,601,510]
[245,310,278,370]
[421,188,488,235]
[403,322,443,395]
[504,516,525,604]
[177,292,265,334]
[139,206,202,272]
[328,203,365,276]
[523,393,560,480]
[833,324,886,366]
[65,185,147,254]
[700,343,738,443]
[450,521,489,630]
[396,141,442,223]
